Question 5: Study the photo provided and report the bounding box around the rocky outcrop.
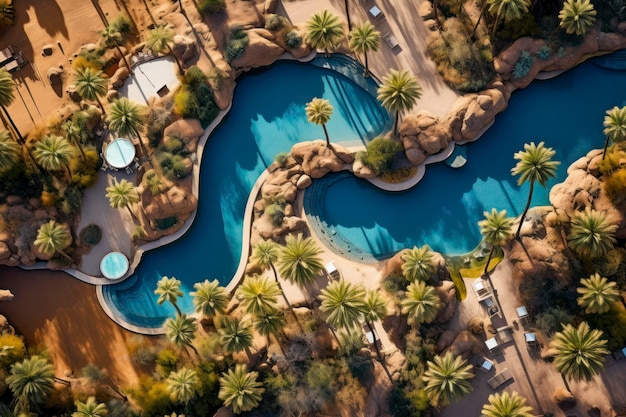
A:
[138,183,198,241]
[435,280,457,323]
[163,118,205,154]
[231,29,286,69]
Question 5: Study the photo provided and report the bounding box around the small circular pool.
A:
[100,252,129,280]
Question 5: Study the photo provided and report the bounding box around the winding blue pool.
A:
[305,58,626,260]
[101,56,391,329]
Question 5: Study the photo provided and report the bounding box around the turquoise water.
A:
[305,59,626,259]
[101,57,391,329]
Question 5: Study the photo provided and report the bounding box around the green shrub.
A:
[174,83,219,128]
[109,14,134,37]
[265,203,285,226]
[0,334,26,368]
[598,148,625,175]
[225,25,249,63]
[182,65,208,87]
[156,216,179,230]
[265,14,288,31]
[495,14,541,41]
[79,223,102,246]
[274,152,289,167]
[360,137,403,175]
[538,45,552,60]
[512,50,533,79]
[158,152,192,181]
[604,168,626,205]
[155,348,180,377]
[198,0,226,14]
[286,31,302,49]
[61,184,83,215]
[128,376,174,417]
[533,307,574,336]
[161,137,186,155]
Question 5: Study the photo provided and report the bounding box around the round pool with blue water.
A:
[304,58,626,260]
[101,56,391,329]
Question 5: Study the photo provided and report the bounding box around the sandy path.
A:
[0,266,142,387]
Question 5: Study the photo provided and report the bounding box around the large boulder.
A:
[172,35,197,63]
[435,280,457,323]
[163,119,205,153]
[290,141,353,179]
[230,29,286,69]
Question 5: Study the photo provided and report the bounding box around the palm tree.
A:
[190,279,229,322]
[34,220,73,262]
[155,276,184,315]
[481,391,533,417]
[377,69,422,137]
[401,280,441,325]
[577,273,620,314]
[6,355,55,415]
[602,106,626,159]
[550,321,608,382]
[0,68,24,144]
[251,240,302,330]
[145,25,185,75]
[62,120,86,161]
[105,178,140,221]
[33,134,74,178]
[167,367,199,404]
[164,313,199,357]
[236,275,281,317]
[218,316,254,360]
[362,289,387,360]
[423,352,474,406]
[348,21,380,77]
[559,0,597,36]
[305,97,334,147]
[488,0,531,38]
[0,129,20,171]
[319,279,367,333]
[73,396,108,417]
[567,207,617,261]
[277,234,324,289]
[218,364,265,415]
[401,244,435,282]
[510,141,560,240]
[101,25,132,72]
[254,308,288,348]
[305,10,345,57]
[107,97,148,157]
[74,67,109,115]
[478,208,514,275]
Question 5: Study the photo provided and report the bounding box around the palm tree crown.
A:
[319,279,367,330]
[218,316,254,356]
[602,105,626,159]
[478,208,514,275]
[74,67,108,112]
[277,234,324,288]
[401,245,436,282]
[377,69,422,136]
[348,21,380,77]
[33,134,74,177]
[550,321,608,381]
[164,314,198,356]
[305,10,345,57]
[155,276,184,315]
[559,0,597,36]
[481,391,534,417]
[0,129,20,171]
[105,178,139,217]
[401,280,441,325]
[423,352,474,405]
[511,141,560,239]
[107,97,146,139]
[305,97,334,146]
[73,396,108,417]
[34,220,73,261]
[0,68,15,107]
[167,367,200,404]
[190,279,229,318]
[567,207,617,260]
[218,364,265,414]
[488,0,531,37]
[6,355,55,415]
[236,275,281,317]
[577,273,620,314]
[251,240,279,277]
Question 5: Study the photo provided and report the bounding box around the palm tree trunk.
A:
[58,249,74,263]
[602,135,610,160]
[95,97,106,116]
[1,104,24,144]
[561,373,572,393]
[472,1,488,37]
[483,245,495,276]
[116,44,133,74]
[344,0,352,31]
[363,51,370,77]
[322,123,330,147]
[64,163,73,180]
[515,180,535,240]
[393,111,400,139]
[141,0,158,27]
[166,44,185,76]
[126,205,138,224]
[172,302,182,316]
[271,264,305,333]
[365,321,383,361]
[491,10,502,38]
